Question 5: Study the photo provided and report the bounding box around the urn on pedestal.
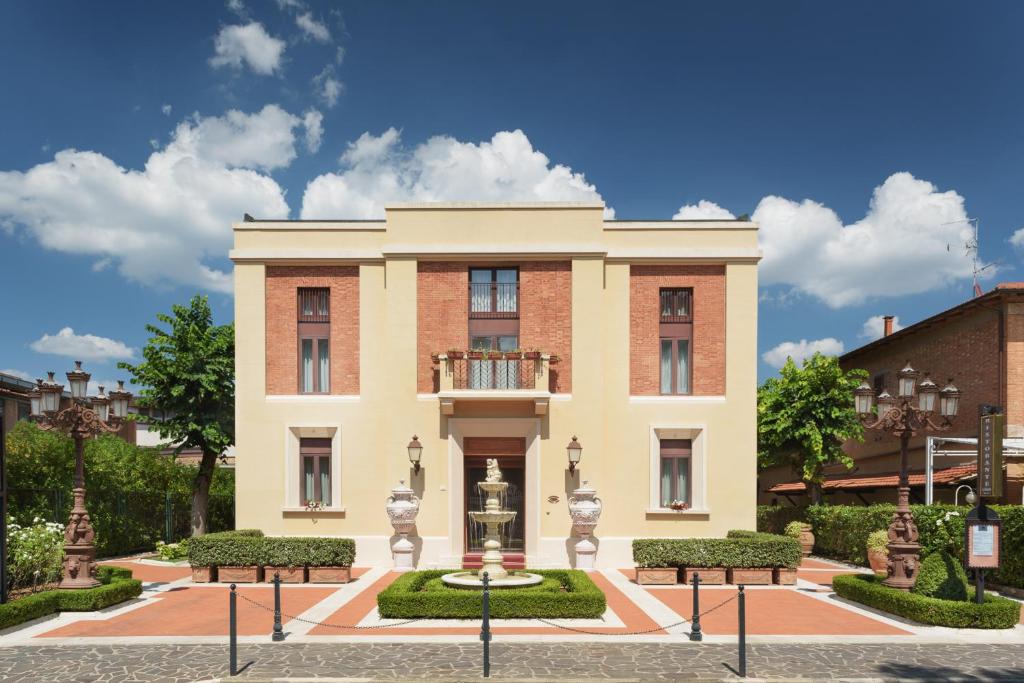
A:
[385,480,420,571]
[568,480,603,569]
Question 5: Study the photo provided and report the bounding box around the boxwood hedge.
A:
[377,570,606,619]
[833,573,1020,629]
[0,565,143,631]
[632,531,801,569]
[187,530,356,568]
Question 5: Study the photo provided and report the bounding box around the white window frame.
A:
[648,424,708,514]
[282,425,343,511]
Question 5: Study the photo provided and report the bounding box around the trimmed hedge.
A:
[377,570,606,619]
[833,573,1020,629]
[913,551,969,601]
[0,566,143,631]
[633,531,801,569]
[187,531,356,568]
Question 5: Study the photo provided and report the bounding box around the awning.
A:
[767,463,978,494]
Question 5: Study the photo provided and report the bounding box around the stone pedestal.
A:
[568,480,603,570]
[385,480,420,572]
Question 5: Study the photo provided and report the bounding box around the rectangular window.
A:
[469,268,519,318]
[300,437,332,506]
[659,288,692,395]
[298,288,330,393]
[659,438,691,507]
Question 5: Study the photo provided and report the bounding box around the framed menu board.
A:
[966,519,1001,570]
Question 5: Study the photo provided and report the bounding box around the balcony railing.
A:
[434,352,554,414]
[470,282,519,318]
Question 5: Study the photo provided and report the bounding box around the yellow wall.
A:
[233,203,760,567]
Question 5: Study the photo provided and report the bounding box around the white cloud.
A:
[762,338,845,369]
[31,327,136,361]
[210,23,285,75]
[301,128,614,219]
[0,105,300,292]
[672,200,735,220]
[275,0,303,9]
[302,109,323,153]
[161,104,172,116]
[313,65,342,108]
[226,0,246,18]
[1,368,34,382]
[1009,228,1024,249]
[296,12,330,42]
[859,314,905,340]
[756,172,978,308]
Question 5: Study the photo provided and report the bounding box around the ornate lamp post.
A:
[854,362,959,590]
[29,362,132,589]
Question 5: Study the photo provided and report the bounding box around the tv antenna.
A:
[944,217,996,297]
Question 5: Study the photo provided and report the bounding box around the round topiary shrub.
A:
[912,551,969,601]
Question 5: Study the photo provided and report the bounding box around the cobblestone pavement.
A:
[2,643,1024,682]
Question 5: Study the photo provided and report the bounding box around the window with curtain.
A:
[469,268,519,317]
[659,287,692,395]
[297,287,330,393]
[300,437,332,506]
[659,438,691,507]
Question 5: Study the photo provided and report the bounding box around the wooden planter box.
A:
[636,568,678,585]
[774,567,798,585]
[308,566,352,583]
[219,566,262,583]
[683,568,726,585]
[264,566,306,583]
[192,566,215,583]
[727,568,773,585]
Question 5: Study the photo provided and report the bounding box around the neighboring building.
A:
[132,404,236,468]
[759,284,1024,506]
[1,372,34,463]
[232,202,760,568]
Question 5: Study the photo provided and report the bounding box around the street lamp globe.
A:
[940,381,961,418]
[897,361,919,398]
[66,361,90,400]
[917,375,939,413]
[854,381,875,416]
[876,390,895,420]
[40,372,63,413]
[28,380,43,417]
[92,386,110,422]
[108,380,132,419]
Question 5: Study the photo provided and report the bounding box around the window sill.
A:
[281,506,347,515]
[629,395,725,404]
[645,507,710,517]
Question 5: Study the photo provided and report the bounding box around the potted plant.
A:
[785,521,814,557]
[264,538,307,583]
[504,348,523,360]
[467,350,484,360]
[523,349,542,360]
[307,538,357,583]
[216,535,266,583]
[669,500,690,512]
[866,530,889,574]
[446,348,465,360]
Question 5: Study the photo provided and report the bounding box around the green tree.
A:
[119,295,234,536]
[758,353,867,504]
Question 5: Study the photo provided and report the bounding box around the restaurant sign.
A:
[977,413,1004,498]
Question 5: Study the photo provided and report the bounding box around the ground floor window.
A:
[285,426,340,510]
[650,426,706,512]
[659,439,691,507]
[300,437,332,506]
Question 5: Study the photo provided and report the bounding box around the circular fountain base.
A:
[441,571,544,589]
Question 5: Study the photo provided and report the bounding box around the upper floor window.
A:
[659,288,692,395]
[298,288,329,393]
[470,268,518,318]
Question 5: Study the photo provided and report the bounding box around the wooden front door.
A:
[464,437,526,553]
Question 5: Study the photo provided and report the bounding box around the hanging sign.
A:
[977,413,1004,498]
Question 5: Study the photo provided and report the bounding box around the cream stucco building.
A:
[232,202,760,568]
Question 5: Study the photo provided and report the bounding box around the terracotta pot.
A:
[503,352,522,360]
[774,567,798,585]
[798,525,815,556]
[636,568,678,585]
[868,549,888,574]
[524,351,541,360]
[191,566,215,583]
[264,566,306,583]
[308,566,352,583]
[727,568,773,585]
[447,351,465,359]
[683,568,726,585]
[219,566,261,583]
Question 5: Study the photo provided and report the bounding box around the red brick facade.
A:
[417,263,470,393]
[629,265,726,396]
[265,266,360,395]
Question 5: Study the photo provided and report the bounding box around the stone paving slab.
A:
[3,643,1024,682]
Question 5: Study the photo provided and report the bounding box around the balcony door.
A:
[469,267,520,390]
[464,437,526,553]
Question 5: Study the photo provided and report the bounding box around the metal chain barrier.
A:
[535,589,739,636]
[236,590,426,630]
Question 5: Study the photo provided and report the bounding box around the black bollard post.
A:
[229,583,238,676]
[481,571,491,678]
[738,585,747,678]
[689,572,702,642]
[272,571,285,642]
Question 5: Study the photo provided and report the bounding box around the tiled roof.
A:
[767,463,978,494]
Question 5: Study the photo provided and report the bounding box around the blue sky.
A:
[1,1,1022,389]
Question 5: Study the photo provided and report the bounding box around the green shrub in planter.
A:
[263,537,309,567]
[866,530,889,553]
[633,532,801,569]
[188,530,266,567]
[303,537,356,567]
[784,521,805,539]
[833,573,1020,629]
[913,551,969,601]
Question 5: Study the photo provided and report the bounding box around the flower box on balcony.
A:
[503,352,522,360]
[446,350,465,360]
[523,351,542,360]
[192,566,215,583]
[683,568,726,585]
[219,566,262,583]
[308,566,352,583]
[264,566,306,583]
[636,568,678,585]
[727,568,773,585]
[466,351,484,360]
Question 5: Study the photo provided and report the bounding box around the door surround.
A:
[446,418,541,565]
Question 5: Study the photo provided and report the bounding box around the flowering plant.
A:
[7,518,64,592]
[669,500,690,511]
[304,501,324,512]
[155,539,189,562]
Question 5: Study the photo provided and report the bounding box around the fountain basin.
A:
[440,570,544,589]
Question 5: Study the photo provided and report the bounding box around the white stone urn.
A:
[385,480,420,571]
[568,480,603,570]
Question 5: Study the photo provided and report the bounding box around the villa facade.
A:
[231,202,760,568]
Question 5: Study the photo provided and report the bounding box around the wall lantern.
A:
[917,375,939,413]
[875,390,895,420]
[897,361,919,399]
[67,360,90,400]
[407,435,423,474]
[39,372,63,414]
[940,381,961,418]
[92,386,111,423]
[108,380,132,420]
[566,435,583,474]
[854,381,875,416]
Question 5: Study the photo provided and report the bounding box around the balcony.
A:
[434,352,554,415]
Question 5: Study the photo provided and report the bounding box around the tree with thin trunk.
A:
[119,295,234,536]
[758,353,867,505]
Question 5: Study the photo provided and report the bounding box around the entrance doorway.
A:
[463,437,526,560]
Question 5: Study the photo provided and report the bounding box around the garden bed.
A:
[832,574,1021,629]
[0,566,143,631]
[376,570,606,619]
[186,530,355,583]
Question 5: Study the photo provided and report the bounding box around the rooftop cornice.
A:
[384,201,606,210]
[604,220,758,231]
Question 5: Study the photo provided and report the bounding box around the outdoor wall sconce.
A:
[407,435,423,474]
[566,435,582,474]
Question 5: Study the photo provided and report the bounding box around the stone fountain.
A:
[442,459,542,588]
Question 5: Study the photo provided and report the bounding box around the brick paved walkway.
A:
[3,642,1024,681]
